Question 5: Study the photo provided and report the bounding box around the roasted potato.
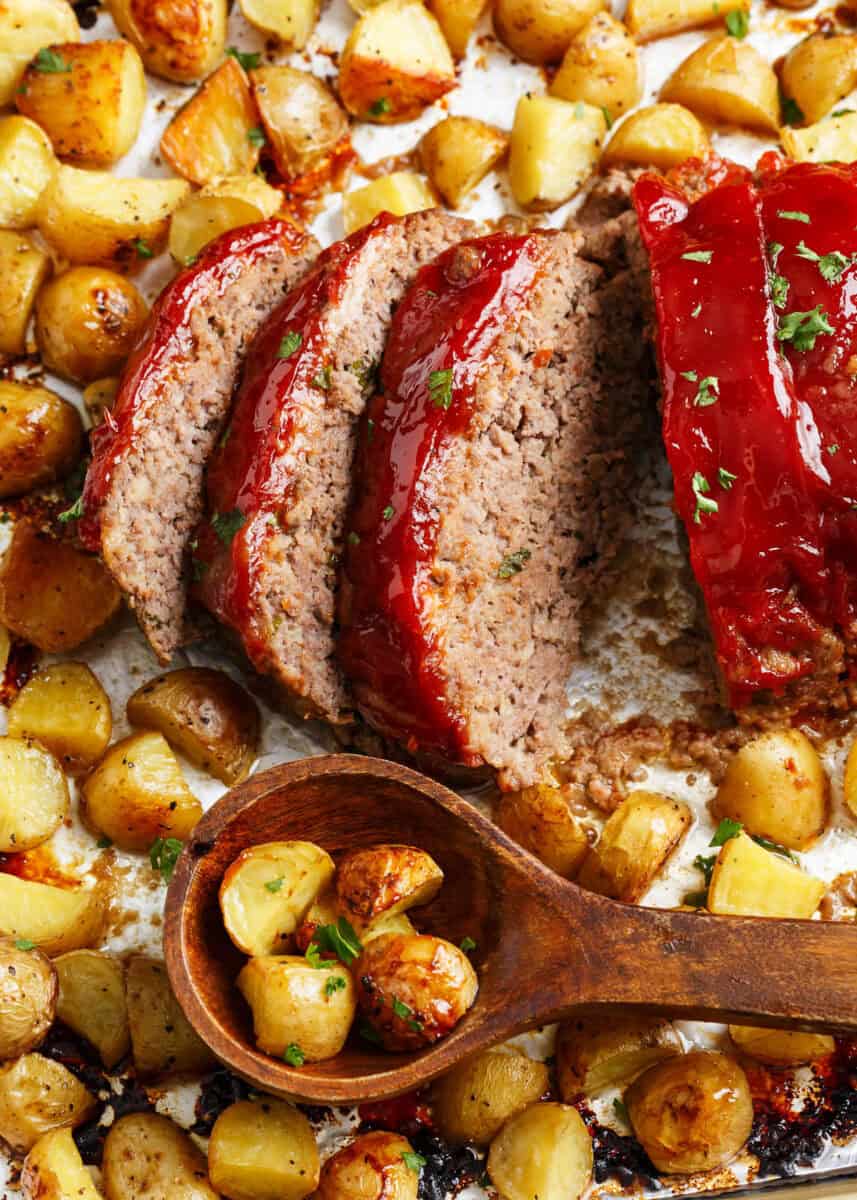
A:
[38,165,189,267]
[8,662,112,776]
[626,1051,753,1174]
[16,39,146,166]
[428,0,490,57]
[0,233,51,359]
[550,13,642,119]
[783,111,857,162]
[251,65,349,179]
[103,1113,219,1199]
[0,1054,95,1152]
[240,0,320,48]
[729,1025,835,1067]
[509,94,607,210]
[22,1127,102,1200]
[238,956,356,1061]
[660,35,780,134]
[780,34,857,126]
[495,0,605,63]
[433,1048,550,1145]
[0,0,80,107]
[0,116,56,230]
[0,938,57,1062]
[843,734,857,820]
[707,831,825,918]
[209,1100,320,1200]
[626,0,747,41]
[487,1102,593,1200]
[496,783,590,878]
[342,172,436,235]
[81,731,202,853]
[338,0,456,123]
[355,932,478,1051]
[0,875,104,956]
[363,910,417,942]
[220,840,335,956]
[419,116,508,208]
[83,377,119,427]
[577,791,691,902]
[106,0,226,83]
[35,267,148,385]
[316,1130,417,1200]
[125,955,214,1076]
[336,844,443,930]
[160,58,261,186]
[0,383,82,500]
[602,102,709,169]
[54,950,130,1068]
[168,175,284,266]
[556,1014,682,1098]
[0,736,69,853]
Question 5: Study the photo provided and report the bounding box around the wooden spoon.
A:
[164,754,857,1105]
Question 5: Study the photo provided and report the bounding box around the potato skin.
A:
[433,1049,549,1145]
[8,662,112,776]
[103,1113,219,1199]
[577,791,691,902]
[659,35,780,134]
[336,844,443,929]
[125,956,214,1076]
[495,0,606,64]
[487,1102,593,1200]
[549,12,642,118]
[556,1014,681,1098]
[55,951,130,1068]
[209,1099,320,1200]
[418,116,509,209]
[0,1054,96,1152]
[237,956,356,1061]
[22,1126,102,1200]
[0,230,52,357]
[251,65,349,178]
[0,736,69,853]
[0,938,57,1063]
[626,0,746,40]
[729,1025,835,1067]
[107,0,226,83]
[428,0,489,57]
[316,1130,417,1200]
[0,382,82,501]
[496,784,590,878]
[780,34,857,126]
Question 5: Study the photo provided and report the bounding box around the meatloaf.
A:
[80,219,319,663]
[191,209,471,724]
[337,228,651,789]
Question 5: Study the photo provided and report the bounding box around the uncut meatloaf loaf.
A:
[80,219,319,663]
[337,227,651,789]
[191,209,471,724]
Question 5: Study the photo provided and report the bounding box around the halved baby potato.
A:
[782,111,857,162]
[0,0,80,107]
[238,956,356,1060]
[550,12,642,120]
[0,116,56,230]
[428,0,490,58]
[494,0,606,64]
[160,57,261,186]
[336,844,443,930]
[22,1127,102,1200]
[0,382,82,501]
[577,791,692,903]
[556,1014,682,1098]
[54,951,130,1068]
[239,0,320,47]
[251,65,349,179]
[0,1054,96,1153]
[209,1100,320,1200]
[125,956,214,1076]
[433,1048,550,1145]
[419,116,509,208]
[168,176,284,266]
[660,35,780,134]
[487,1102,593,1200]
[8,663,112,776]
[106,0,226,83]
[0,937,57,1062]
[707,832,825,918]
[0,234,52,359]
[780,33,857,127]
[0,736,69,853]
[342,172,436,235]
[497,783,590,878]
[729,1025,835,1067]
[603,103,709,170]
[626,0,746,41]
[0,875,105,956]
[103,1113,219,1199]
[509,94,607,210]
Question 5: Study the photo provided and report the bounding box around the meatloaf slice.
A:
[80,219,319,663]
[337,229,651,790]
[191,209,471,723]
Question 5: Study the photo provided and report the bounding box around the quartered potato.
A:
[707,832,825,918]
[0,875,105,956]
[81,731,202,852]
[494,0,606,63]
[625,1051,753,1174]
[55,951,130,1068]
[8,663,112,776]
[126,956,215,1076]
[240,0,320,48]
[160,58,261,186]
[0,1054,96,1152]
[577,791,691,903]
[783,111,857,162]
[22,1127,102,1200]
[603,103,709,169]
[729,1025,835,1067]
[556,1014,682,1098]
[660,35,780,134]
[106,0,226,83]
[428,0,490,57]
[0,116,56,230]
[209,1100,320,1200]
[496,783,590,878]
[626,0,746,41]
[103,1113,219,1200]
[0,938,57,1062]
[220,840,335,956]
[127,667,261,785]
[336,844,443,930]
[168,175,284,265]
[0,383,82,501]
[316,1130,417,1200]
[487,1102,593,1200]
[0,736,69,853]
[781,34,857,126]
[251,66,349,179]
[238,956,356,1060]
[0,233,52,359]
[342,172,436,235]
[419,116,509,208]
[550,12,642,120]
[0,0,80,107]
[509,94,607,210]
[433,1048,550,1145]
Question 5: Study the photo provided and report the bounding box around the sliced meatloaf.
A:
[191,209,471,723]
[80,219,319,663]
[337,228,651,790]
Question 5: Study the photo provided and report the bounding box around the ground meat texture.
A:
[192,209,470,724]
[80,219,319,663]
[338,229,651,790]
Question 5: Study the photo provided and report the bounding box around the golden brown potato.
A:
[707,831,825,918]
[238,956,356,1061]
[339,0,456,123]
[495,0,605,63]
[160,58,261,186]
[0,116,56,230]
[294,885,341,952]
[81,731,202,853]
[356,932,478,1051]
[251,65,349,179]
[577,791,691,903]
[729,1025,835,1067]
[0,875,105,956]
[487,1102,593,1200]
[509,94,607,210]
[8,662,112,776]
[127,666,260,784]
[103,1113,219,1200]
[0,736,69,853]
[433,1049,550,1146]
[106,0,226,83]
[0,1054,96,1152]
[782,111,857,162]
[781,34,857,127]
[220,840,335,956]
[209,1100,320,1200]
[168,175,284,266]
[428,0,490,57]
[125,956,215,1076]
[626,1051,753,1174]
[240,0,320,48]
[556,1014,682,1098]
[336,844,443,931]
[83,377,119,427]
[16,39,146,166]
[549,13,642,119]
[496,783,590,878]
[660,35,780,134]
[0,938,57,1062]
[316,1130,417,1200]
[0,0,80,107]
[22,1126,102,1200]
[0,383,82,501]
[843,734,857,820]
[0,233,51,359]
[54,951,129,1068]
[342,172,436,235]
[363,911,417,942]
[626,0,747,41]
[602,102,709,169]
[419,116,508,208]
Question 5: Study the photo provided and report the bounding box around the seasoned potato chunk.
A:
[294,885,341,952]
[781,34,857,126]
[509,94,606,210]
[316,1130,417,1200]
[729,1025,835,1067]
[0,875,104,956]
[550,13,642,119]
[626,1051,753,1174]
[103,1113,219,1199]
[627,0,747,41]
[428,0,490,57]
[82,731,202,852]
[336,844,443,930]
[0,736,69,853]
[238,956,356,1061]
[339,0,456,123]
[168,175,284,266]
[0,938,57,1062]
[433,1049,550,1145]
[707,831,825,918]
[603,102,709,169]
[660,35,780,134]
[8,663,112,776]
[419,116,508,208]
[0,233,51,360]
[251,66,349,179]
[106,0,226,83]
[22,1127,102,1200]
[495,0,606,63]
[0,383,82,501]
[0,0,80,107]
[0,1055,95,1152]
[577,791,691,903]
[843,734,857,820]
[496,783,590,878]
[240,0,320,48]
[209,1100,320,1200]
[556,1014,681,1098]
[783,111,857,162]
[126,956,214,1076]
[0,116,56,230]
[55,951,129,1068]
[342,172,436,234]
[488,1102,593,1200]
[160,58,261,186]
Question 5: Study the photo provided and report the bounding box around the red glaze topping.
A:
[337,232,544,760]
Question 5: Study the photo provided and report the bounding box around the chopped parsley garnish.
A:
[832,108,855,118]
[284,1043,305,1066]
[278,330,302,358]
[751,834,797,862]
[218,425,231,449]
[348,358,378,391]
[612,1098,630,1123]
[402,1151,427,1173]
[828,443,840,455]
[777,305,834,352]
[694,376,719,407]
[312,365,332,391]
[718,466,737,489]
[460,936,477,953]
[392,996,424,1033]
[211,508,246,546]
[684,890,709,908]
[601,106,613,129]
[366,418,375,444]
[682,249,713,263]
[264,877,284,893]
[191,557,209,582]
[498,548,531,579]
[428,368,453,410]
[307,917,363,966]
[369,96,391,116]
[710,816,743,846]
[149,837,183,883]
[347,530,361,547]
[691,472,718,524]
[693,852,718,886]
[768,241,784,268]
[691,302,702,318]
[305,941,324,969]
[35,47,72,73]
[382,505,394,520]
[725,8,748,36]
[709,817,796,861]
[780,94,804,127]
[325,974,347,996]
[247,126,266,147]
[795,240,853,283]
[96,835,113,849]
[133,238,154,258]
[15,939,36,951]
[359,1020,383,1044]
[227,46,261,71]
[778,209,810,224]
[770,272,789,309]
[681,370,698,382]
[58,494,85,524]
